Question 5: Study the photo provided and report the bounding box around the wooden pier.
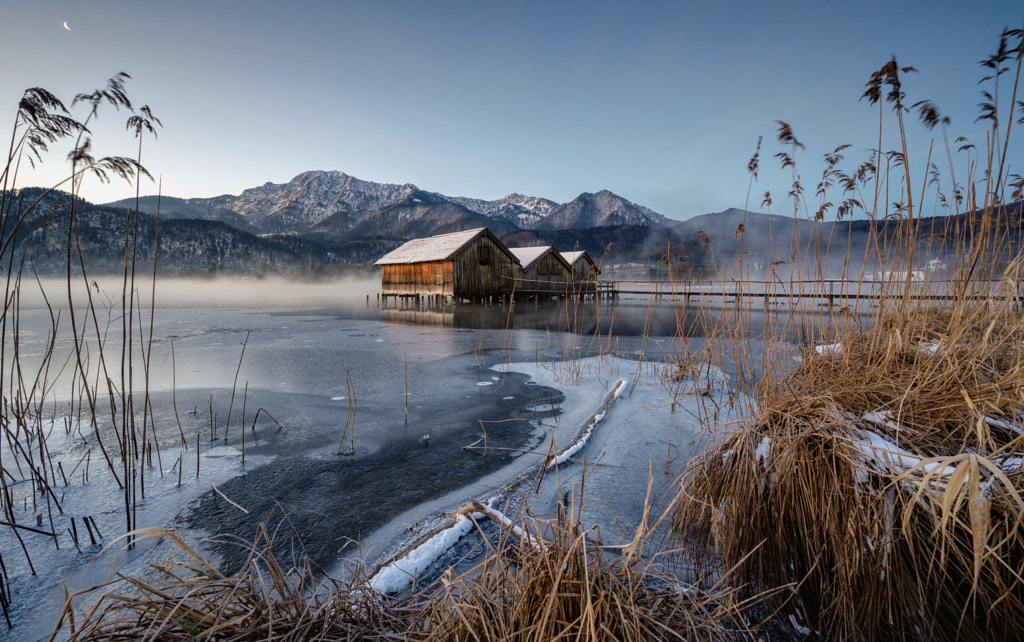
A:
[608,278,1021,307]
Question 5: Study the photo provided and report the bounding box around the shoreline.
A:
[346,354,737,591]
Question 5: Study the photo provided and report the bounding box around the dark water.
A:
[185,365,563,573]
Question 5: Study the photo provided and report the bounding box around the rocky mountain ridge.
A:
[11,184,1021,276]
[104,170,670,238]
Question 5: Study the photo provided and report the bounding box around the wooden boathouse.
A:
[508,246,573,298]
[375,228,519,305]
[561,250,600,283]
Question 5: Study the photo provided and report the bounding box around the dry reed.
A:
[674,25,1024,641]
[412,499,752,641]
[54,494,757,642]
[56,526,407,641]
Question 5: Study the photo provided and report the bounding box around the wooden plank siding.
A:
[377,228,612,303]
[380,261,454,296]
[513,248,573,297]
[377,229,518,301]
[568,256,599,284]
[450,234,517,300]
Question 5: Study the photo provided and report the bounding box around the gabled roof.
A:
[375,228,492,265]
[560,251,595,266]
[509,246,572,271]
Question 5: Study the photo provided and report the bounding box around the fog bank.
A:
[14,276,381,310]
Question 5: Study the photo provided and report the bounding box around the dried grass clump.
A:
[57,527,409,641]
[57,503,757,642]
[413,504,749,642]
[675,299,1024,640]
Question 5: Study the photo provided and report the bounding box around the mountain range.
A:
[3,171,685,274]
[105,170,672,240]
[8,170,1020,276]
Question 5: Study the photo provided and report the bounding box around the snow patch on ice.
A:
[548,380,625,468]
[204,446,243,458]
[331,396,347,401]
[370,514,474,594]
[33,417,94,452]
[476,381,493,387]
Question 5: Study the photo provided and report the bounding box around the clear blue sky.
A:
[2,1,1021,220]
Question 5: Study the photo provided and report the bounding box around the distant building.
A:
[375,228,610,304]
[374,228,518,303]
[560,250,601,284]
[508,246,573,297]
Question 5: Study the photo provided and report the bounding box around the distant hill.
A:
[532,190,672,230]
[671,203,1024,277]
[4,188,386,274]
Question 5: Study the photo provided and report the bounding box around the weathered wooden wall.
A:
[380,234,516,300]
[517,252,572,296]
[451,235,515,299]
[380,261,453,295]
[570,258,598,284]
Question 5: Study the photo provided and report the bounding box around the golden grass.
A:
[413,501,751,642]
[675,292,1024,640]
[53,498,757,642]
[673,27,1024,640]
[56,526,409,641]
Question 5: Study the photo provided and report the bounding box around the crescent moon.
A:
[63,21,71,31]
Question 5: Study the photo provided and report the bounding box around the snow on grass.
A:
[852,427,958,481]
[861,410,903,432]
[985,415,1023,435]
[481,498,544,551]
[755,436,772,464]
[815,343,841,355]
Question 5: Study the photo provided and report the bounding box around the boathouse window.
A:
[538,262,549,275]
[479,246,492,265]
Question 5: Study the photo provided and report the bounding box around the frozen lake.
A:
[3,277,733,639]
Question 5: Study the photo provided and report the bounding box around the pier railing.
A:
[377,278,1021,310]
[606,278,1021,308]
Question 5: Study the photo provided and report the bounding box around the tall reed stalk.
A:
[674,25,1024,641]
[0,74,168,620]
